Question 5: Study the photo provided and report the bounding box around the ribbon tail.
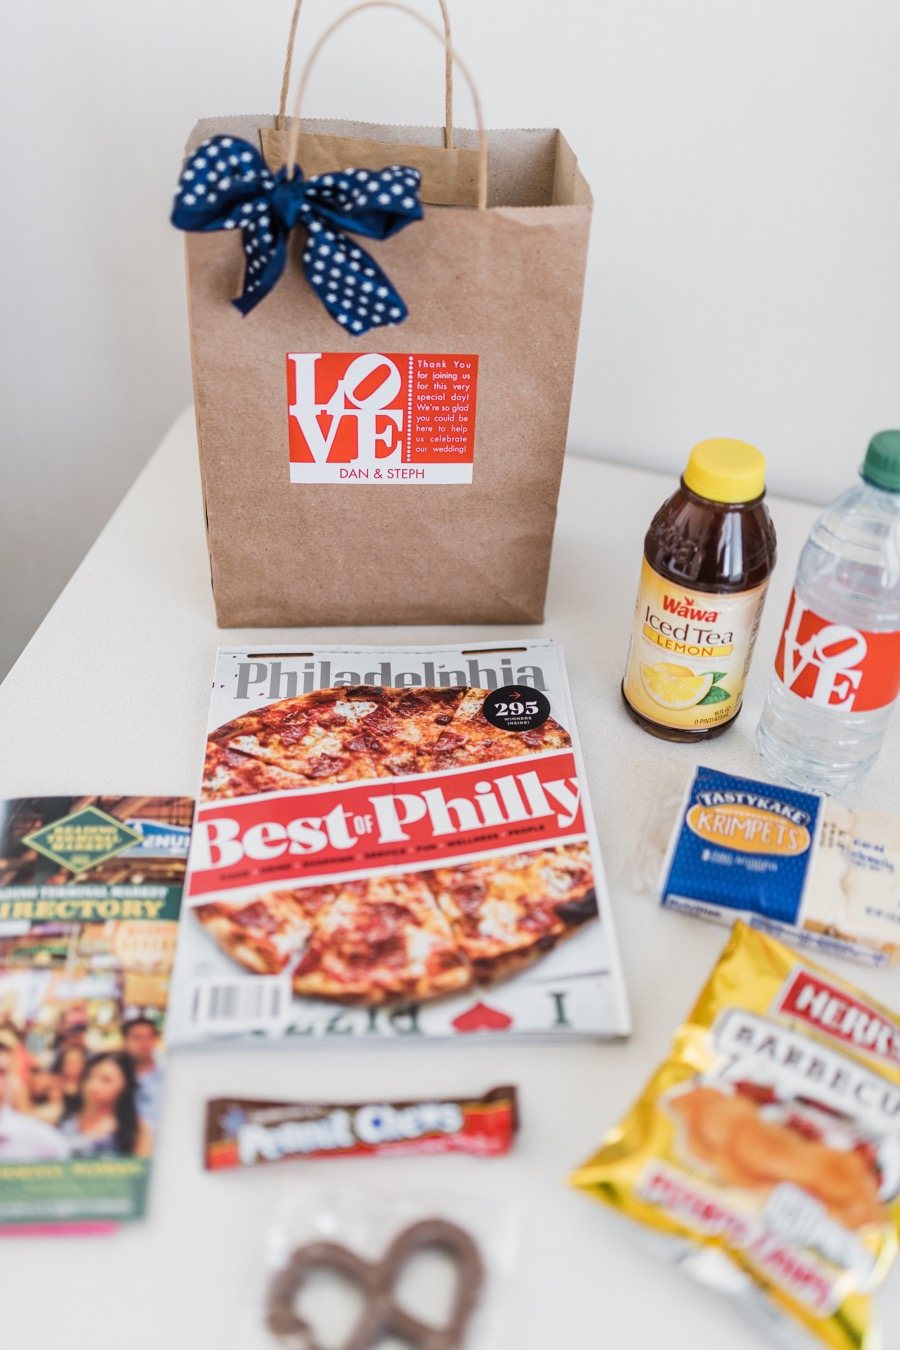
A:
[233,220,289,316]
[301,225,408,336]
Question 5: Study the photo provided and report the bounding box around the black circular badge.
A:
[481,685,551,732]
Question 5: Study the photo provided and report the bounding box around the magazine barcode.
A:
[189,976,289,1034]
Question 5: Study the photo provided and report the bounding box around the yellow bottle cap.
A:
[682,438,766,504]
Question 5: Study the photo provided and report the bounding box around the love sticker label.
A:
[287,352,478,484]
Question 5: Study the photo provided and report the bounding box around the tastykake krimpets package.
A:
[640,765,900,967]
[168,641,630,1044]
[571,923,900,1350]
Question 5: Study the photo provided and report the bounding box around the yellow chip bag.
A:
[571,923,900,1349]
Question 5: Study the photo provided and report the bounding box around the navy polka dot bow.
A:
[171,135,423,334]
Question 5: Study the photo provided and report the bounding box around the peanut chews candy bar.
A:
[570,923,900,1349]
[205,1086,518,1170]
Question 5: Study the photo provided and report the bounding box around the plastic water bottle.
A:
[756,431,900,793]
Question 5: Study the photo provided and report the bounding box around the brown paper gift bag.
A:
[179,0,592,626]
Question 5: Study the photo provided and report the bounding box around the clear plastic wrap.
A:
[630,762,693,899]
[263,1187,517,1348]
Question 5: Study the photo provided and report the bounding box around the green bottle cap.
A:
[862,430,900,492]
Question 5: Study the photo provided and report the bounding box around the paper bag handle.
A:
[285,0,488,211]
[276,0,455,151]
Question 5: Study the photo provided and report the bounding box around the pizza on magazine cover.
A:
[196,684,593,1003]
[175,643,630,1040]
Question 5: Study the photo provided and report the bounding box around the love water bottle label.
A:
[773,591,900,713]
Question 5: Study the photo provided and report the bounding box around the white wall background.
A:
[1,0,899,679]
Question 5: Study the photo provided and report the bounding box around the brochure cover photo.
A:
[0,795,191,1226]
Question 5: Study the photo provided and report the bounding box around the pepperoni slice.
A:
[308,754,349,778]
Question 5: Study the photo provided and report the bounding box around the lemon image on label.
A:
[640,662,715,710]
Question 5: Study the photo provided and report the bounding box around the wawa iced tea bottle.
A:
[622,438,777,741]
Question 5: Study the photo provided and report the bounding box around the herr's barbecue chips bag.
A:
[571,923,900,1349]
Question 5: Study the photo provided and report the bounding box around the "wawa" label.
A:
[287,351,478,484]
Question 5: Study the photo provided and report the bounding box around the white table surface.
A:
[2,407,898,1350]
